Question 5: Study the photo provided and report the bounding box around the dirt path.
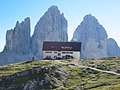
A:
[70,60,120,76]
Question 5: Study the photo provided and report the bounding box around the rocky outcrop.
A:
[0,17,34,64]
[1,60,120,89]
[72,14,108,59]
[107,38,120,57]
[0,65,69,90]
[4,17,31,54]
[31,6,68,58]
[0,6,68,64]
[72,14,120,59]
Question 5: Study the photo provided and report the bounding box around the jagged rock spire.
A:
[72,14,108,59]
[4,17,31,54]
[31,5,68,57]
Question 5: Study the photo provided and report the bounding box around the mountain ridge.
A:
[72,14,120,59]
[0,6,120,64]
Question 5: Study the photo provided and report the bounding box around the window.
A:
[44,56,52,60]
[58,53,61,56]
[62,56,65,59]
[54,52,57,53]
[54,56,57,59]
[48,56,51,58]
[45,51,52,53]
[62,52,73,54]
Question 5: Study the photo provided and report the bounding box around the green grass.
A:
[1,59,120,89]
[81,59,120,72]
[65,67,120,90]
[0,60,60,76]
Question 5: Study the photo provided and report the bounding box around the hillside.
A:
[0,59,120,90]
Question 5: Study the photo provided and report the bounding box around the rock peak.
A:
[85,14,92,17]
[47,5,60,14]
[24,17,30,23]
[16,21,19,27]
[107,38,120,57]
[48,5,58,11]
[83,14,97,22]
[72,14,108,59]
[4,17,31,54]
[31,5,68,57]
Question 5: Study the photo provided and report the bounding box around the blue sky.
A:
[0,0,120,52]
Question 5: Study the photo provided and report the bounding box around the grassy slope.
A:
[0,60,59,76]
[0,59,120,90]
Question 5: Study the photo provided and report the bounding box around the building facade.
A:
[42,42,81,60]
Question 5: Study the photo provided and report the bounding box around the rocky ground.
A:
[0,59,120,90]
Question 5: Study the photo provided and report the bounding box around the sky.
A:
[0,0,120,52]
